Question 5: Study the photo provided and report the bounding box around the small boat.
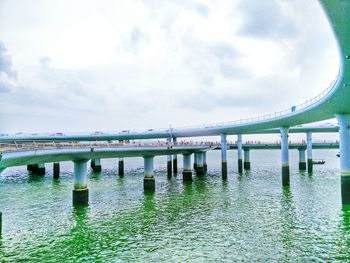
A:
[313,159,325,165]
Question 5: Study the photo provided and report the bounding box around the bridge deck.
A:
[223,143,339,150]
[0,146,212,171]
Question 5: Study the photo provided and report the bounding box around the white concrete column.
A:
[336,114,350,204]
[166,137,172,178]
[74,160,88,189]
[173,137,178,174]
[73,160,89,206]
[220,133,228,177]
[196,152,204,175]
[183,153,192,181]
[193,152,198,170]
[144,157,154,178]
[144,156,155,191]
[237,134,243,173]
[244,149,250,170]
[298,149,306,170]
[306,132,313,173]
[280,127,290,186]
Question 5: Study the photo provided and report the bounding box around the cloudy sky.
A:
[0,0,339,137]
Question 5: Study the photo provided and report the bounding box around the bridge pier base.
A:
[298,149,306,171]
[144,156,155,192]
[73,160,89,206]
[280,127,290,186]
[221,133,228,178]
[183,154,192,181]
[92,159,101,172]
[307,132,313,174]
[336,114,350,205]
[53,162,60,179]
[118,158,124,176]
[196,152,205,176]
[238,134,243,173]
[244,149,250,170]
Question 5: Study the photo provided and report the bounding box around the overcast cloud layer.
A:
[0,0,339,136]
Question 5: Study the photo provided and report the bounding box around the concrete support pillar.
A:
[203,152,207,173]
[53,162,60,179]
[166,138,172,178]
[280,127,290,186]
[243,149,250,170]
[173,154,178,174]
[336,114,350,205]
[28,164,44,175]
[144,156,155,192]
[196,152,205,175]
[183,154,192,181]
[35,163,45,175]
[173,138,178,174]
[237,134,243,173]
[167,155,172,179]
[92,158,101,172]
[118,158,124,176]
[27,164,34,171]
[193,152,198,171]
[306,132,313,174]
[0,211,2,236]
[73,160,89,206]
[221,133,228,178]
[298,149,306,171]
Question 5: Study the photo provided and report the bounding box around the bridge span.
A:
[0,145,212,208]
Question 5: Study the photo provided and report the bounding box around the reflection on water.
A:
[280,187,296,253]
[0,149,349,261]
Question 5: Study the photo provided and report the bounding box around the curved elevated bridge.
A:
[0,1,350,223]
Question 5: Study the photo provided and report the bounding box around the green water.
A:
[1,149,350,262]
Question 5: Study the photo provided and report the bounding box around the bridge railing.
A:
[0,139,339,153]
[0,141,216,153]
[172,78,337,130]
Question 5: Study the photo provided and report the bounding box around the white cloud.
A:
[0,0,339,136]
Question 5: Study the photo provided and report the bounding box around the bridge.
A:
[0,0,350,235]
